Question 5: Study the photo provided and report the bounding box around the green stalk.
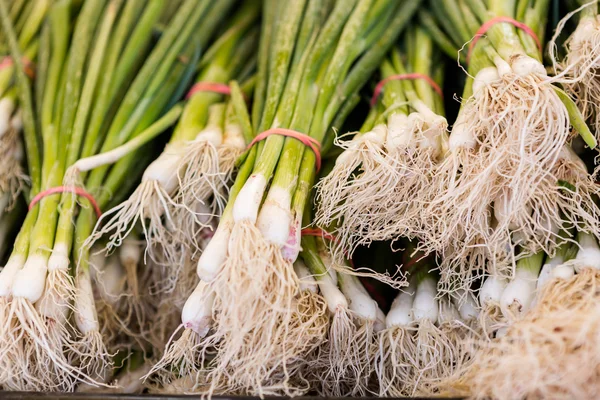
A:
[8,0,27,22]
[171,9,257,144]
[7,207,38,260]
[29,1,106,261]
[196,0,260,72]
[230,80,254,144]
[309,0,375,142]
[554,87,597,148]
[67,0,121,168]
[419,10,463,61]
[77,105,184,173]
[256,0,306,134]
[321,92,361,155]
[0,0,40,196]
[56,0,107,167]
[249,0,307,182]
[251,0,277,132]
[515,250,545,276]
[479,0,528,61]
[320,0,422,141]
[16,0,49,50]
[520,0,550,60]
[432,0,471,46]
[94,45,198,208]
[35,21,50,123]
[0,39,37,98]
[81,0,216,192]
[441,0,473,43]
[80,0,163,161]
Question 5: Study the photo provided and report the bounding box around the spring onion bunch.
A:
[0,0,48,239]
[450,232,600,399]
[375,246,478,397]
[316,28,447,260]
[551,1,600,138]
[86,2,260,274]
[148,0,421,395]
[0,0,232,391]
[415,0,600,295]
[296,210,385,396]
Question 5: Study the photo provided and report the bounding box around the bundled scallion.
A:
[0,0,232,390]
[148,0,421,395]
[316,26,447,261]
[375,243,478,397]
[551,1,600,138]
[86,2,260,274]
[416,0,600,294]
[0,0,49,252]
[450,232,600,399]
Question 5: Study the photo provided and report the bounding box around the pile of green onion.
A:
[1,0,600,398]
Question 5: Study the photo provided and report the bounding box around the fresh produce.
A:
[316,25,447,261]
[0,0,232,390]
[1,1,600,398]
[416,0,600,296]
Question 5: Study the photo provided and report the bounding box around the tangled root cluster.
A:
[448,268,600,400]
[316,114,447,260]
[421,65,587,293]
[554,14,600,137]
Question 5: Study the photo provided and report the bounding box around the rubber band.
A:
[370,73,443,107]
[403,253,430,273]
[0,56,35,79]
[247,128,322,172]
[301,228,353,267]
[186,82,234,100]
[467,16,542,63]
[300,228,338,243]
[29,186,102,218]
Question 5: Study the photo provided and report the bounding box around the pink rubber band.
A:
[370,73,443,107]
[467,16,541,63]
[0,56,35,78]
[300,228,338,243]
[186,82,233,100]
[247,128,322,172]
[29,186,102,218]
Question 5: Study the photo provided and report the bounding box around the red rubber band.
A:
[370,73,443,108]
[300,228,338,243]
[467,16,541,64]
[0,56,35,79]
[247,128,322,172]
[29,186,102,218]
[301,228,354,267]
[186,82,234,100]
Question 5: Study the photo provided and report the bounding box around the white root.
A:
[552,12,600,137]
[74,265,112,384]
[316,110,447,260]
[86,143,187,273]
[144,281,218,389]
[192,217,318,396]
[422,55,575,294]
[500,268,538,321]
[450,268,600,399]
